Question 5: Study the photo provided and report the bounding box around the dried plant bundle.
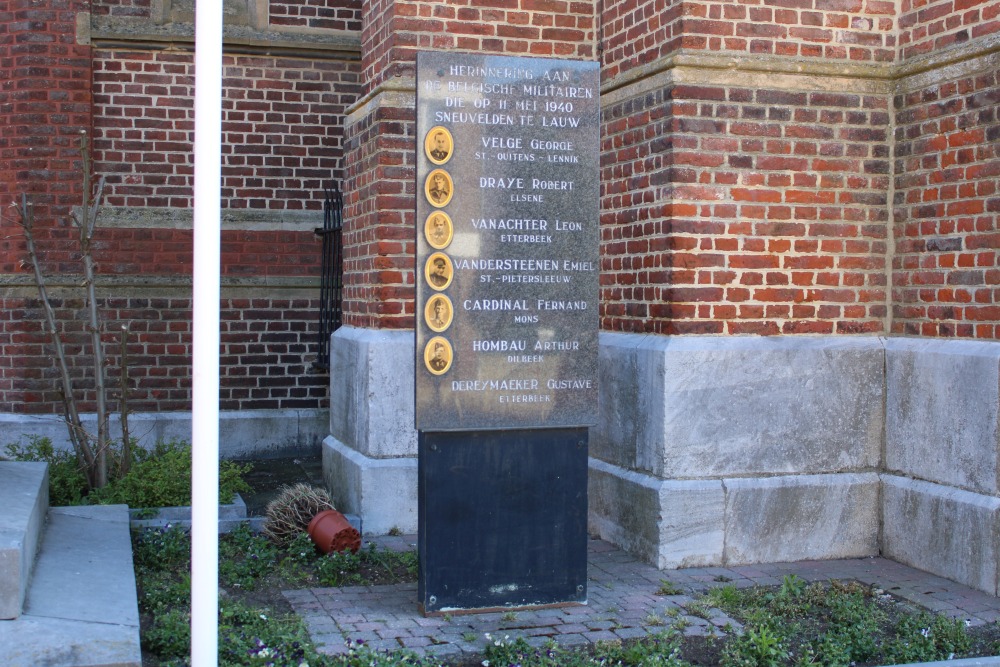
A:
[262,483,335,546]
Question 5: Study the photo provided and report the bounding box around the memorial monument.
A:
[414,52,600,613]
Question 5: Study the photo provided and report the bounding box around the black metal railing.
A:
[314,183,344,371]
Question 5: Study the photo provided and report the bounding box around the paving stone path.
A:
[283,536,1000,662]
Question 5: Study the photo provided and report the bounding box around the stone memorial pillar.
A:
[414,52,599,613]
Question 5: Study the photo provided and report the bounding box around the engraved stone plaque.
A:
[415,52,599,431]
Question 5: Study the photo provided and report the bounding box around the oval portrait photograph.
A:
[424,336,453,375]
[424,126,453,165]
[424,294,453,333]
[424,252,453,291]
[425,169,454,208]
[424,211,454,250]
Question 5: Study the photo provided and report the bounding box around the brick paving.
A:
[283,536,1000,662]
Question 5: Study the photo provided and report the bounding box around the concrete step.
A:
[0,504,141,667]
[0,461,48,620]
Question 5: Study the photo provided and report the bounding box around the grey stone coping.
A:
[129,493,247,529]
[92,206,324,230]
[89,16,361,57]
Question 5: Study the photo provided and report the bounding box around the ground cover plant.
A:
[133,522,1000,667]
[677,574,994,666]
[133,523,420,666]
[3,436,251,507]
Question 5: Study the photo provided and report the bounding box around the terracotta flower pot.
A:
[307,509,361,554]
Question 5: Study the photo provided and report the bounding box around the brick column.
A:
[342,0,596,330]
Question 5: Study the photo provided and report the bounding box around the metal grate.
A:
[314,183,344,371]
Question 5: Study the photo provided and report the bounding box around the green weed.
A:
[722,623,788,667]
[657,578,685,595]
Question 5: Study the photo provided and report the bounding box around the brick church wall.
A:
[269,0,363,32]
[3,0,998,420]
[601,0,897,84]
[0,0,93,226]
[601,83,890,335]
[599,0,895,335]
[0,296,327,414]
[92,49,356,211]
[361,0,595,94]
[0,1,363,418]
[899,0,1000,59]
[892,2,1000,339]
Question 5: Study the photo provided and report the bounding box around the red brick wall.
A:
[361,0,596,94]
[0,0,92,224]
[600,0,998,341]
[341,101,417,330]
[90,0,153,18]
[93,49,361,210]
[600,83,890,335]
[892,66,1000,338]
[0,296,329,414]
[601,0,896,83]
[5,0,999,423]
[899,0,1000,60]
[269,0,363,32]
[91,0,364,27]
[0,226,323,279]
[1,3,364,418]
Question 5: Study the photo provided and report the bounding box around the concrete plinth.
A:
[723,473,880,564]
[323,436,417,535]
[329,326,417,459]
[588,459,878,569]
[880,338,1000,595]
[882,474,1000,595]
[323,329,1000,592]
[0,408,328,460]
[593,333,884,478]
[588,458,725,569]
[885,338,1000,495]
[589,333,884,567]
[324,326,419,535]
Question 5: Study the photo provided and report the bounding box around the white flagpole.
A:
[191,0,223,664]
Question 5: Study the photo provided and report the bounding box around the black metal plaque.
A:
[415,52,600,431]
[418,428,588,613]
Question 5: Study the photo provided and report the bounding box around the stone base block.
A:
[593,333,884,479]
[589,459,879,569]
[724,473,880,564]
[588,458,724,569]
[0,408,329,459]
[882,474,1000,595]
[329,326,417,459]
[322,435,417,536]
[885,338,1000,495]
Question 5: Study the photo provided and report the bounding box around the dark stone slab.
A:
[417,428,589,613]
